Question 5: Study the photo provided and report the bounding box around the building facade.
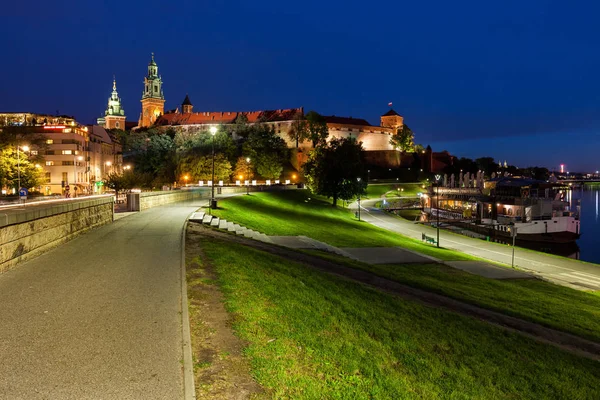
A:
[97,78,126,130]
[138,53,165,127]
[0,113,122,195]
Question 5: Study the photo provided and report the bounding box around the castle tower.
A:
[98,77,126,130]
[139,53,165,127]
[181,94,193,114]
[380,108,404,131]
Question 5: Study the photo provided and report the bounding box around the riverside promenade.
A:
[355,199,600,291]
[0,199,204,399]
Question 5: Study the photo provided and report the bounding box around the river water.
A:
[574,185,600,264]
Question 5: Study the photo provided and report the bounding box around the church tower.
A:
[181,94,193,114]
[98,77,126,130]
[139,53,165,127]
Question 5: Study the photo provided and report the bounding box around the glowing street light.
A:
[356,177,362,221]
[246,157,251,195]
[435,174,441,248]
[184,175,189,186]
[17,145,29,195]
[104,161,112,177]
[210,126,217,208]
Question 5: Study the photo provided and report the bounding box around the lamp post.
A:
[510,222,517,268]
[184,175,189,187]
[357,177,362,221]
[435,174,441,248]
[104,161,112,177]
[17,145,29,195]
[73,155,83,197]
[246,157,251,195]
[210,126,217,208]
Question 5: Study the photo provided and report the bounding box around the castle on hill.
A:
[98,53,455,171]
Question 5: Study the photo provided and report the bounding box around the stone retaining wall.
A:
[0,197,114,273]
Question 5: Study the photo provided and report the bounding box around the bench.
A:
[422,233,437,245]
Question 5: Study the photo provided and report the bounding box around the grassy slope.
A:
[212,190,473,260]
[214,190,600,343]
[200,237,600,399]
[302,250,600,343]
[365,183,424,199]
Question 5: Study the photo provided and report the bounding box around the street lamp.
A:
[210,126,217,208]
[184,175,189,187]
[124,165,131,171]
[104,161,112,177]
[17,145,29,195]
[435,174,441,248]
[357,177,362,221]
[73,155,83,197]
[246,157,251,195]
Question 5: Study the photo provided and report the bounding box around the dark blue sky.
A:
[2,0,600,171]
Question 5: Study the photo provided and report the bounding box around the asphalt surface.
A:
[0,199,205,399]
[355,199,600,290]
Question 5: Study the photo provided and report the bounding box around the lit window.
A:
[46,161,54,166]
[30,150,38,155]
[46,139,53,144]
[62,150,72,155]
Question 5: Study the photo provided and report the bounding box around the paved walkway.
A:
[0,199,204,399]
[353,199,600,290]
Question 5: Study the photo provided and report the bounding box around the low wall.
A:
[130,185,297,212]
[0,196,114,273]
[136,190,206,211]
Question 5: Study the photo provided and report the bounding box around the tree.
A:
[177,154,232,182]
[104,171,138,199]
[287,110,308,148]
[0,146,44,192]
[123,130,177,185]
[233,156,253,182]
[389,124,414,151]
[303,137,366,206]
[305,111,329,148]
[243,124,289,180]
[475,157,498,177]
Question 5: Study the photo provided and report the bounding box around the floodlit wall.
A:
[0,196,114,273]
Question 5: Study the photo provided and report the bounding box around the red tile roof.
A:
[155,107,303,126]
[323,115,372,126]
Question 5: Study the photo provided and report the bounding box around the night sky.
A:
[2,0,600,172]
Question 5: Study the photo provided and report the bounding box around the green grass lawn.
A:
[196,237,600,399]
[365,183,425,199]
[212,190,473,260]
[301,250,600,343]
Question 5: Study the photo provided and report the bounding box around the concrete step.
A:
[243,229,255,238]
[202,215,213,225]
[189,212,204,223]
[210,217,220,227]
[218,219,228,230]
[236,226,247,235]
[257,234,273,243]
[227,221,236,232]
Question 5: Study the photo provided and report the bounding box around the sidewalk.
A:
[351,199,600,291]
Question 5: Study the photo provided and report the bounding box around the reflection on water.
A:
[575,185,600,264]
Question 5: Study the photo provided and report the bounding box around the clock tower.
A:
[139,53,165,127]
[97,77,126,130]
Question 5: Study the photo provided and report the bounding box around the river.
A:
[574,185,600,264]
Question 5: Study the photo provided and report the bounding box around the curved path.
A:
[355,198,600,290]
[0,199,205,399]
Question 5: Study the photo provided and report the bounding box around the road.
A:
[356,199,600,291]
[0,198,205,399]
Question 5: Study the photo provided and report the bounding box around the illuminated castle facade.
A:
[135,54,418,165]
